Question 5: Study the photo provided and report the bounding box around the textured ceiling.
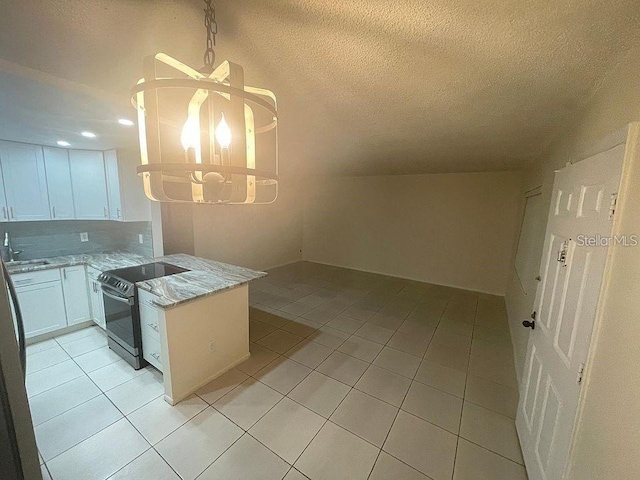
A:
[0,0,639,175]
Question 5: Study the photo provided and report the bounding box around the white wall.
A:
[303,172,523,295]
[504,45,640,479]
[190,177,303,271]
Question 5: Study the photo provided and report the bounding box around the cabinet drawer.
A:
[139,299,160,341]
[140,306,160,340]
[142,334,163,372]
[86,267,102,281]
[12,268,61,287]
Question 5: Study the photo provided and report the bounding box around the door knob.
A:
[522,320,536,330]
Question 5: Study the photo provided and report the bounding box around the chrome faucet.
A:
[2,232,22,262]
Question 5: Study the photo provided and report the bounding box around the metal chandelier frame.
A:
[131,55,278,204]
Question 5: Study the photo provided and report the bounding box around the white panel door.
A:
[516,144,625,480]
[17,281,67,338]
[0,142,51,221]
[43,147,76,219]
[104,149,123,220]
[69,150,109,220]
[61,266,91,326]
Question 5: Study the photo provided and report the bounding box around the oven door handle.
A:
[101,286,134,306]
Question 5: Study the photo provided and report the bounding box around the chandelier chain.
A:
[203,0,218,70]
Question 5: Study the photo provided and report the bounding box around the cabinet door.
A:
[69,150,109,220]
[0,142,51,221]
[17,281,67,338]
[61,266,91,326]
[0,165,8,221]
[107,149,151,222]
[104,150,123,220]
[43,147,75,219]
[89,279,106,329]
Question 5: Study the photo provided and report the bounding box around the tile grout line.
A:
[42,330,177,478]
[37,267,517,479]
[449,297,479,480]
[366,335,426,480]
[41,340,138,469]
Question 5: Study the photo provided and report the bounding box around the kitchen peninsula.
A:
[7,252,266,405]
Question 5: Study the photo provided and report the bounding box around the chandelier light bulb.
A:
[180,116,200,151]
[215,113,232,149]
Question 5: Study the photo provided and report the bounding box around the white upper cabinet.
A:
[105,149,122,220]
[104,149,150,222]
[69,150,109,220]
[0,164,8,222]
[0,141,147,223]
[43,147,76,220]
[0,142,51,221]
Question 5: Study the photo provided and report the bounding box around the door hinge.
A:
[577,363,586,384]
[609,193,618,220]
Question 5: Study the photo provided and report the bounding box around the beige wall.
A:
[303,172,523,295]
[504,45,640,479]
[189,177,303,271]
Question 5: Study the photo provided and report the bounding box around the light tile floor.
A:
[28,261,527,480]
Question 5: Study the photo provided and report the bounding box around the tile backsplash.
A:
[0,220,154,260]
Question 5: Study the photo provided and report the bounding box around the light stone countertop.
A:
[135,253,266,308]
[6,252,266,309]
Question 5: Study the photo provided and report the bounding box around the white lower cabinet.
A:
[87,267,106,329]
[139,290,163,372]
[14,273,67,339]
[14,266,95,339]
[61,266,91,326]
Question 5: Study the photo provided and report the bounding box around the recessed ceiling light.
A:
[81,131,97,138]
[118,118,134,126]
[57,140,70,147]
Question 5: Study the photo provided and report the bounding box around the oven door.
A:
[101,285,139,357]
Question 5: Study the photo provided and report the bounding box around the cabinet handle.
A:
[104,207,108,218]
[117,208,121,219]
[14,279,34,285]
[147,322,159,332]
[1,207,6,219]
[150,352,161,361]
[62,268,67,280]
[9,206,14,219]
[52,206,56,218]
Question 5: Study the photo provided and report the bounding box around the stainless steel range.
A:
[98,262,188,369]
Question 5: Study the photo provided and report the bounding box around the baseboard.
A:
[300,259,506,297]
[165,351,251,406]
[25,320,97,345]
[261,258,304,272]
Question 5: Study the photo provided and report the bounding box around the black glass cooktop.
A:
[107,262,189,283]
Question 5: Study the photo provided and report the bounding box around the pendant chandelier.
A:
[131,0,278,204]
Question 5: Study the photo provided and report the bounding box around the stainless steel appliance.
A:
[98,262,188,369]
[0,260,41,479]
